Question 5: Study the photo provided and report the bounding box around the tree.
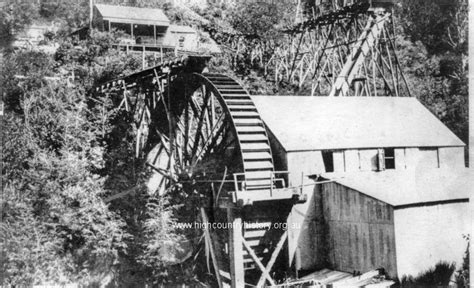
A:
[397,0,467,56]
[0,32,141,286]
[223,2,294,75]
[52,31,198,286]
[394,0,469,153]
[456,235,470,287]
[399,261,456,287]
[0,1,39,43]
[1,80,128,285]
[39,0,90,29]
[1,50,57,113]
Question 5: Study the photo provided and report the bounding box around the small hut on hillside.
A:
[92,4,220,53]
[94,4,171,46]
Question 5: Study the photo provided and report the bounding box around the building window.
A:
[384,148,395,169]
[322,150,347,172]
[322,150,334,172]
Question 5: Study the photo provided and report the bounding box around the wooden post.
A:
[89,0,93,31]
[108,21,111,32]
[154,25,157,46]
[295,246,301,279]
[131,23,134,38]
[142,46,146,69]
[227,208,244,288]
[201,208,223,288]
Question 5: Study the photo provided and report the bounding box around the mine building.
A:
[252,96,471,279]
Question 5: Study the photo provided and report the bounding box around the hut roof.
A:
[94,4,170,26]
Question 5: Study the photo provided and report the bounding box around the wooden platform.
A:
[234,187,302,206]
[269,268,395,288]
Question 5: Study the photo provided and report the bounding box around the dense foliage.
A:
[399,262,456,287]
[0,1,39,42]
[0,29,192,286]
[1,59,128,285]
[398,237,470,288]
[456,235,470,287]
[395,0,469,154]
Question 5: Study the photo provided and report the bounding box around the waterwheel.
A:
[99,58,299,287]
[145,73,274,198]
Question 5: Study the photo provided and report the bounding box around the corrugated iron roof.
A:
[321,168,472,206]
[251,96,464,151]
[94,4,170,26]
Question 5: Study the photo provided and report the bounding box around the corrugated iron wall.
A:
[320,182,397,278]
[295,182,397,278]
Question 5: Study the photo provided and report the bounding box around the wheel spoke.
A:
[175,123,184,169]
[190,85,212,163]
[204,92,212,139]
[191,113,226,168]
[209,95,215,132]
[184,101,190,164]
[188,97,207,151]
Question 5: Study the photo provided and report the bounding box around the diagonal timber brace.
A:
[329,11,390,96]
[256,230,288,288]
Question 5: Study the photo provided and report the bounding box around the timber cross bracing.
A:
[221,2,410,97]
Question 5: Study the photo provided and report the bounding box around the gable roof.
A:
[251,96,464,152]
[94,4,170,26]
[321,168,472,207]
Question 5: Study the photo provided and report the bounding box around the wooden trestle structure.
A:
[222,1,411,97]
[95,1,408,287]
